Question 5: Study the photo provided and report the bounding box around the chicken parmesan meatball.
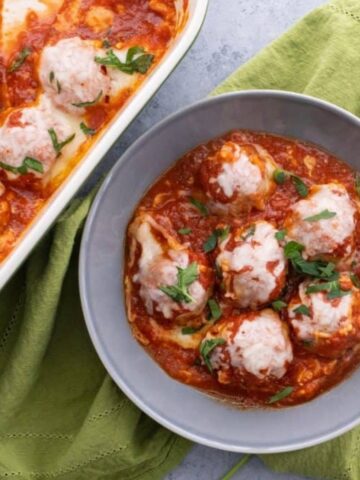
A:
[216,221,286,308]
[288,274,360,358]
[40,37,111,115]
[284,183,356,260]
[129,215,213,325]
[201,309,293,386]
[0,100,74,176]
[199,141,276,213]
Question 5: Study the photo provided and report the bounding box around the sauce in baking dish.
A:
[125,130,360,407]
[0,0,183,261]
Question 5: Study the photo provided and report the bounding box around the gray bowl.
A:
[79,90,360,453]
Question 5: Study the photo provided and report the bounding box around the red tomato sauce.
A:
[125,130,360,408]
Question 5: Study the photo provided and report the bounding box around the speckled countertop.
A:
[89,0,329,478]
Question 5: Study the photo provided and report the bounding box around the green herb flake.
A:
[56,80,62,94]
[291,175,308,197]
[80,122,96,136]
[178,227,192,235]
[284,241,305,259]
[207,298,222,321]
[268,386,293,404]
[159,262,198,304]
[189,197,208,216]
[102,39,111,49]
[293,304,311,316]
[48,128,76,157]
[304,209,337,222]
[95,46,154,75]
[241,224,256,241]
[272,300,287,311]
[350,273,360,289]
[273,169,287,185]
[8,47,31,72]
[306,280,351,299]
[0,156,44,175]
[72,90,103,108]
[200,338,225,373]
[203,226,230,253]
[49,71,55,83]
[181,326,202,335]
[275,229,287,241]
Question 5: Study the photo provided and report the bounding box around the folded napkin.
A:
[1,0,360,479]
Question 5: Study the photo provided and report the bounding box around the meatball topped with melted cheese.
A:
[129,215,213,325]
[40,37,111,115]
[199,141,276,213]
[216,221,286,308]
[285,183,356,260]
[0,98,74,176]
[288,274,360,357]
[201,309,293,385]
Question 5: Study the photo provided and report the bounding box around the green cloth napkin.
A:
[1,1,360,479]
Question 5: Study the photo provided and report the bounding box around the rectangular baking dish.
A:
[0,0,208,290]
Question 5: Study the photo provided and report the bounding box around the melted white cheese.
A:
[289,281,353,340]
[132,219,207,319]
[216,144,263,198]
[287,183,355,258]
[0,95,76,176]
[217,221,286,308]
[211,310,293,379]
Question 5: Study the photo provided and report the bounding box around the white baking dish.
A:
[0,0,208,290]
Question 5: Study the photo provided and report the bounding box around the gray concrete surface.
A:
[88,0,330,478]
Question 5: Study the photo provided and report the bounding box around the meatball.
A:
[201,309,293,385]
[0,99,74,176]
[288,274,360,357]
[199,141,276,213]
[284,183,356,259]
[216,221,286,308]
[130,215,213,324]
[40,37,111,115]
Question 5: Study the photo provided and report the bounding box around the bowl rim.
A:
[79,89,360,453]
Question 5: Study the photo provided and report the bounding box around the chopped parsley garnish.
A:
[273,169,308,197]
[293,304,310,316]
[284,241,338,280]
[306,280,350,299]
[49,71,55,83]
[48,129,75,157]
[178,227,192,235]
[207,298,222,321]
[95,46,154,74]
[80,122,96,136]
[304,209,336,222]
[275,229,287,241]
[181,326,203,335]
[72,90,103,108]
[241,224,256,241]
[268,386,293,404]
[102,39,111,49]
[200,338,225,373]
[8,47,31,72]
[355,172,360,197]
[189,197,208,216]
[159,262,198,304]
[272,300,287,311]
[273,169,286,184]
[203,227,230,253]
[291,175,308,197]
[0,156,44,175]
[350,273,360,289]
[56,80,62,94]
